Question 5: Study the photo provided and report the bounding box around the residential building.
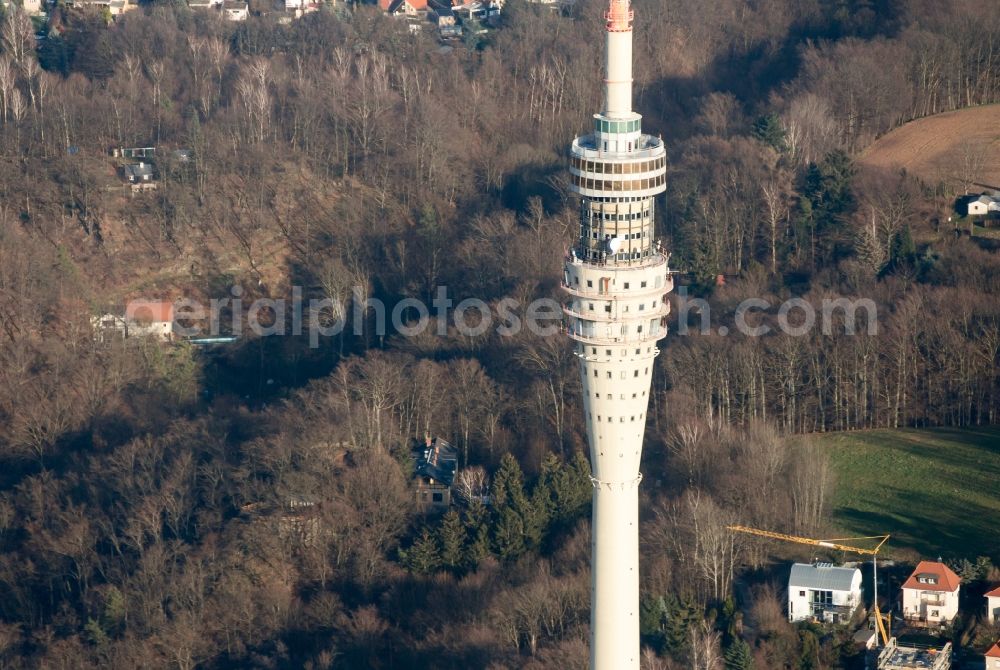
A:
[112,146,155,159]
[223,0,249,20]
[122,162,157,193]
[379,0,426,14]
[412,437,458,509]
[20,0,45,15]
[965,194,1000,216]
[986,586,1000,624]
[64,0,136,15]
[787,562,863,624]
[901,561,961,625]
[986,642,1000,670]
[125,300,175,341]
[91,313,129,341]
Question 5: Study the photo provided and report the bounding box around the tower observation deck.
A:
[563,0,671,668]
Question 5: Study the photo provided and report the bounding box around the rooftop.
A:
[902,562,961,593]
[986,586,1000,598]
[126,300,174,323]
[413,438,458,487]
[124,163,154,180]
[789,562,861,592]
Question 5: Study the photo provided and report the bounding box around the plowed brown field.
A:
[858,105,1000,191]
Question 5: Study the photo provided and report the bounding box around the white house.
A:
[986,586,1000,624]
[223,0,249,20]
[901,561,961,625]
[125,300,175,342]
[987,642,1000,670]
[788,563,863,624]
[966,194,1000,216]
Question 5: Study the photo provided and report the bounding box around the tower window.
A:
[624,282,630,289]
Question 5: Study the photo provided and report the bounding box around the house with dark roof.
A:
[412,437,458,509]
[787,562,862,624]
[122,161,157,193]
[901,561,961,625]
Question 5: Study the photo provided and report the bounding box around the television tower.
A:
[563,0,670,667]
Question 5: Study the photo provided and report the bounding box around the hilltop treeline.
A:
[0,0,999,667]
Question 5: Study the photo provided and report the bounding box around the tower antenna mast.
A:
[564,0,670,667]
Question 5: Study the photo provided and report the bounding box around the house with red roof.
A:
[986,641,1000,670]
[987,585,1000,624]
[378,0,427,15]
[901,561,961,625]
[125,300,176,342]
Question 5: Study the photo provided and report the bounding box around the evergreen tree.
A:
[752,113,787,152]
[437,509,465,571]
[493,506,526,561]
[890,224,916,267]
[640,595,669,651]
[798,630,820,670]
[463,499,491,569]
[664,594,701,655]
[400,527,441,575]
[491,453,524,509]
[490,453,545,554]
[801,150,857,264]
[724,638,755,670]
[720,596,739,646]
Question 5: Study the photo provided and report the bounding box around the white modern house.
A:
[901,561,961,625]
[788,563,863,624]
[986,586,1000,624]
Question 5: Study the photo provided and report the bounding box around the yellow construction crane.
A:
[728,525,892,647]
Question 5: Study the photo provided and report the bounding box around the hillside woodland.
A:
[1,0,1000,667]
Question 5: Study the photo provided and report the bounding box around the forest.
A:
[1,0,1000,667]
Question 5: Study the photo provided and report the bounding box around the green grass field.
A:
[818,427,1000,562]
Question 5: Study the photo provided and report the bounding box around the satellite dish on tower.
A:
[607,237,624,253]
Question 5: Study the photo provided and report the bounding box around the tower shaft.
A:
[564,1,671,667]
